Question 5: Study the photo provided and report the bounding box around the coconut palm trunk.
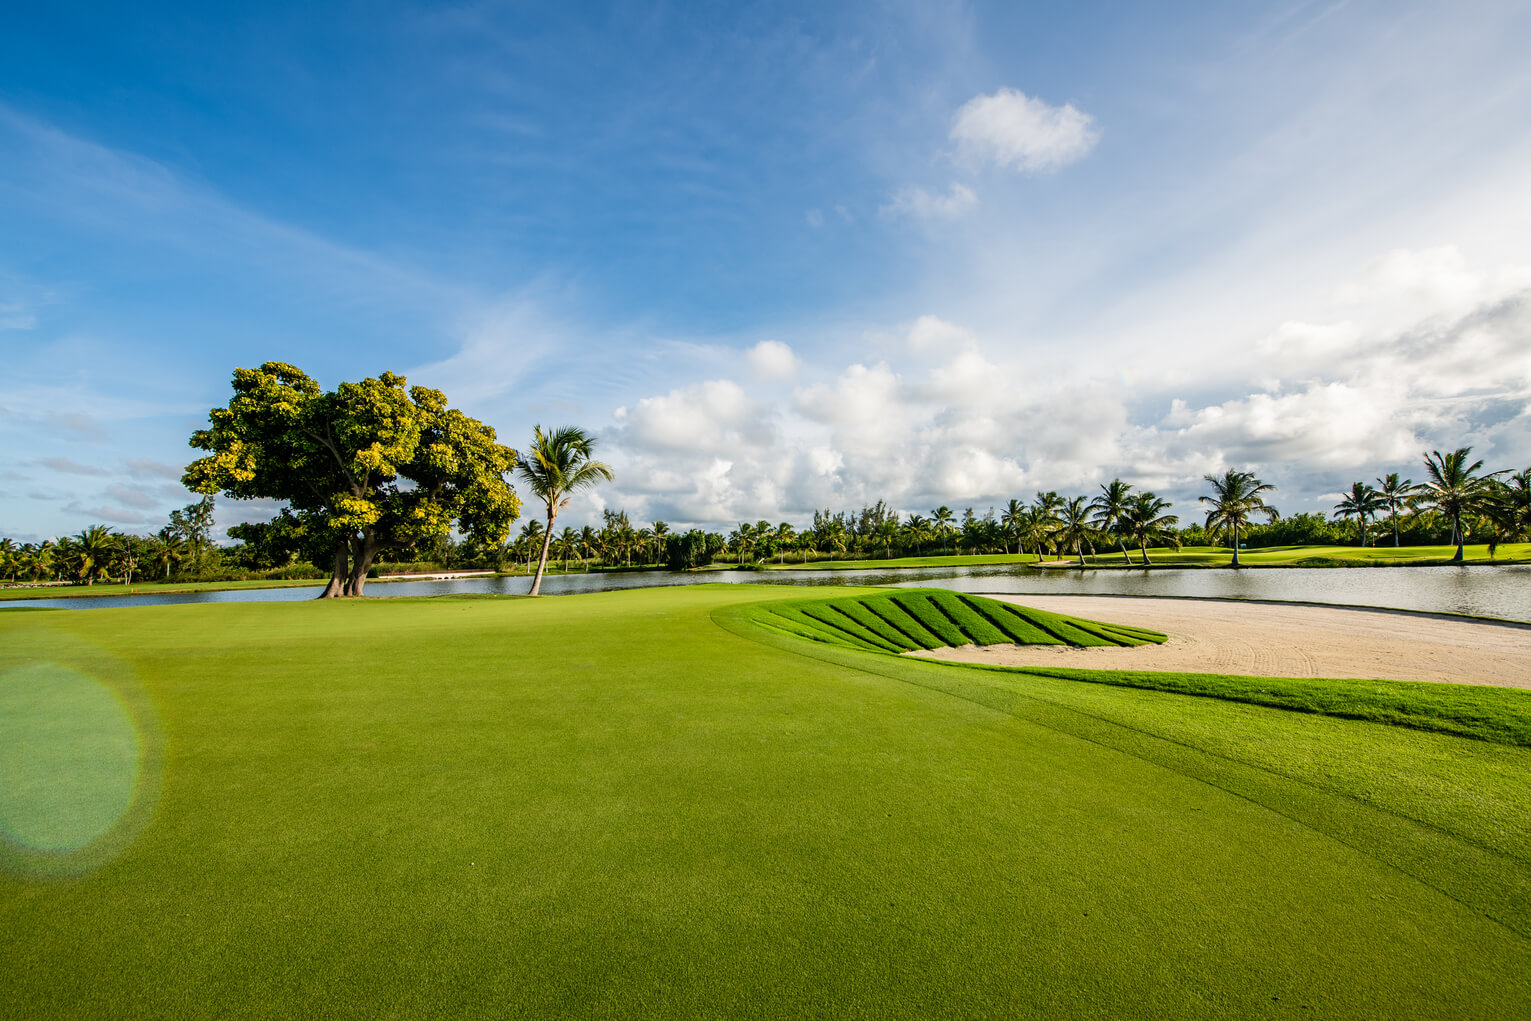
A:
[516,425,614,597]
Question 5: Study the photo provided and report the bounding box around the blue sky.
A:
[3,0,1531,541]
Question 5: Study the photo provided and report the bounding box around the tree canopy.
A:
[184,361,521,597]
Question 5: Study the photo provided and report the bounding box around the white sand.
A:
[905,595,1531,689]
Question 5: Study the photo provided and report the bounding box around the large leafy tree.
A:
[1332,482,1386,547]
[185,362,521,597]
[514,425,614,596]
[1199,469,1278,567]
[1417,447,1490,563]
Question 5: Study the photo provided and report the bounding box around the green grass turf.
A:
[2,586,1529,1018]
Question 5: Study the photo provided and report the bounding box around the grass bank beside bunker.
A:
[2,585,1528,1019]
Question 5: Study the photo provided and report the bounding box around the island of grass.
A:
[3,584,1529,1018]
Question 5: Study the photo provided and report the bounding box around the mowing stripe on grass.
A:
[861,596,945,648]
[771,605,887,653]
[831,600,917,650]
[800,606,902,653]
[890,595,967,647]
[823,604,907,653]
[960,595,1055,646]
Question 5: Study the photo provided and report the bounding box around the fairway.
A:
[3,586,1529,1019]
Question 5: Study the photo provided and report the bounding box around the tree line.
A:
[4,360,1527,592]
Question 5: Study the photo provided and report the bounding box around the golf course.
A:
[4,585,1529,1019]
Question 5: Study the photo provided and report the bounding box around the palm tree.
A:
[1332,482,1385,547]
[774,522,795,563]
[514,426,614,595]
[1088,479,1135,562]
[1019,506,1055,562]
[0,537,17,583]
[930,506,955,554]
[579,525,600,571]
[903,514,931,555]
[1199,470,1278,567]
[1375,473,1415,547]
[1418,447,1489,563]
[1055,497,1095,567]
[555,526,578,572]
[1484,468,1531,555]
[71,525,120,586]
[1033,491,1064,557]
[1000,499,1025,555]
[1124,492,1178,565]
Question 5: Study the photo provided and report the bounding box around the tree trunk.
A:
[529,506,557,596]
[1231,523,1241,567]
[1393,513,1400,546]
[318,542,348,598]
[1451,514,1464,563]
[345,533,380,596]
[1140,541,1151,566]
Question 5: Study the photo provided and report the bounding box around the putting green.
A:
[1,585,1527,1019]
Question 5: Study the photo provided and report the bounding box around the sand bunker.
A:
[907,595,1531,689]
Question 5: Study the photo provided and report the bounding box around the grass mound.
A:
[749,588,1166,654]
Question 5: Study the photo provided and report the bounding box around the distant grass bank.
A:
[758,542,1531,571]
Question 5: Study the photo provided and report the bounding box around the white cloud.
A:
[805,208,824,228]
[950,88,1100,173]
[746,340,801,381]
[881,182,977,220]
[613,379,775,455]
[906,314,976,354]
[584,247,1531,530]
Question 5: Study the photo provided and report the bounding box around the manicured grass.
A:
[750,588,1167,654]
[2,586,1529,1018]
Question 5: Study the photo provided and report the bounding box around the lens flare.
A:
[0,628,163,879]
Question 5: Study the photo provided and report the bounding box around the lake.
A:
[4,563,1530,621]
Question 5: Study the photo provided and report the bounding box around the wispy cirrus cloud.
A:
[880,182,977,220]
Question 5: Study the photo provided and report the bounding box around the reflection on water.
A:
[3,563,1529,621]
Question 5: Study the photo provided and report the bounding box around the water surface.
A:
[5,563,1528,621]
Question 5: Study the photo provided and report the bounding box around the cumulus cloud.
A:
[613,379,775,455]
[950,88,1100,172]
[746,340,801,382]
[582,247,1531,529]
[881,182,977,220]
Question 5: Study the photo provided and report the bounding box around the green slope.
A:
[748,588,1167,654]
